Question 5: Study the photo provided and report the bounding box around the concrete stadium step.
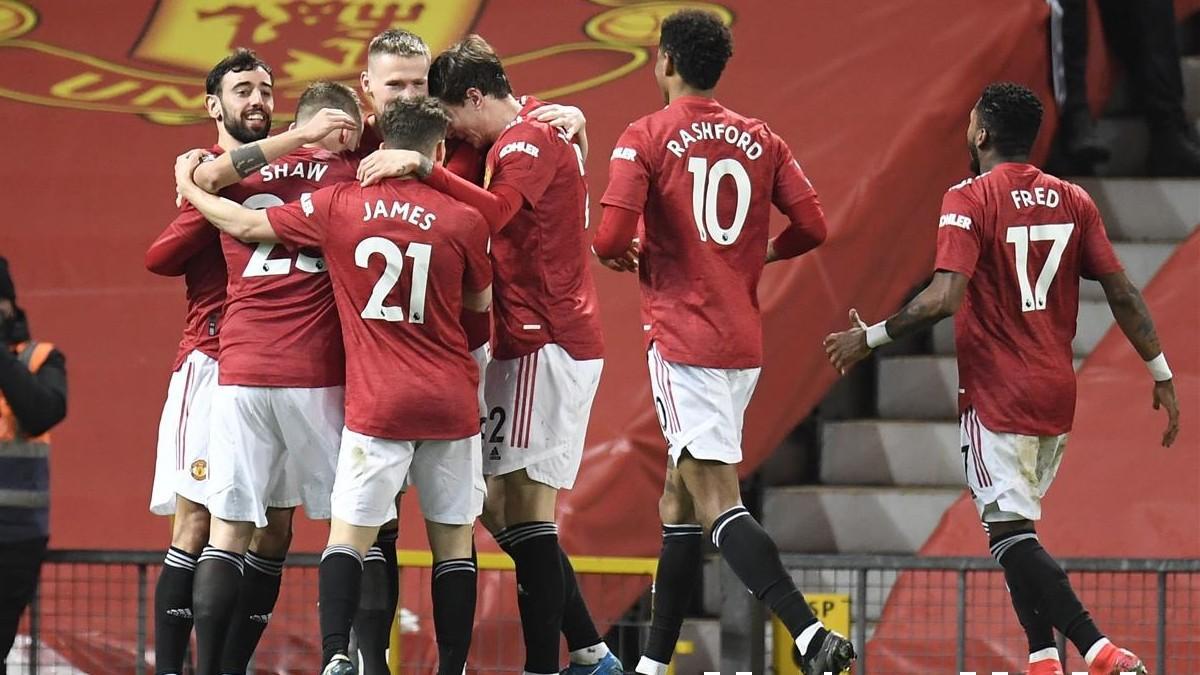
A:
[1080,242,1175,302]
[931,300,1114,356]
[875,357,959,421]
[1073,178,1200,241]
[821,419,962,485]
[1091,119,1200,178]
[762,486,963,554]
[874,356,1087,421]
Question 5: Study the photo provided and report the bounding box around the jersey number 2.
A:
[356,237,432,323]
[240,193,325,277]
[1005,223,1074,312]
[687,157,751,245]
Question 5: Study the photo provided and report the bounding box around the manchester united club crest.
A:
[191,459,208,481]
[0,0,732,125]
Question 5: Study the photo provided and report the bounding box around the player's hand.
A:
[1153,379,1180,447]
[595,238,639,272]
[173,149,206,197]
[358,149,424,186]
[297,108,359,144]
[531,104,586,139]
[823,309,872,374]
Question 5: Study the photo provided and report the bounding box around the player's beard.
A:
[968,143,981,176]
[221,103,271,144]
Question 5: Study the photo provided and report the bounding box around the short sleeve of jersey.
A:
[599,121,652,213]
[462,210,493,292]
[770,131,816,208]
[265,185,336,250]
[1075,188,1123,279]
[488,124,557,207]
[934,187,983,277]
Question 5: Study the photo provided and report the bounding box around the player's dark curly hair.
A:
[976,82,1043,157]
[659,10,733,91]
[378,95,449,155]
[428,35,512,105]
[205,48,273,96]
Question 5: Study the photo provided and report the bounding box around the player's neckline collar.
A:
[670,95,720,109]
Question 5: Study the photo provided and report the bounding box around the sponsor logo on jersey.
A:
[301,193,314,216]
[939,213,972,230]
[612,147,637,161]
[190,459,207,481]
[489,448,502,461]
[499,140,540,160]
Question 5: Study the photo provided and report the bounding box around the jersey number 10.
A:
[1005,223,1074,313]
[688,157,751,246]
[356,237,432,324]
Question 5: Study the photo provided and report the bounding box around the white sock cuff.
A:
[1084,637,1111,664]
[1029,647,1060,663]
[710,506,751,547]
[198,546,244,574]
[634,656,669,675]
[795,620,824,655]
[244,551,284,576]
[322,544,364,567]
[164,547,198,571]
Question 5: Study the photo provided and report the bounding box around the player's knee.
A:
[658,488,693,525]
[480,489,506,534]
[252,510,294,556]
[171,505,211,554]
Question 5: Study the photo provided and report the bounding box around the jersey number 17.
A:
[1005,223,1074,313]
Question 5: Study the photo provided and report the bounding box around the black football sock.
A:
[191,547,244,675]
[506,521,565,674]
[155,547,198,675]
[991,529,1104,657]
[559,547,608,663]
[219,550,284,674]
[319,545,364,666]
[709,507,825,657]
[432,557,477,675]
[993,530,1057,655]
[643,524,703,666]
[354,526,398,675]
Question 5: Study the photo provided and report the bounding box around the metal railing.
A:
[6,550,656,675]
[767,554,1200,675]
[6,551,1198,674]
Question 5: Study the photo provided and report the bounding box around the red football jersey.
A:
[600,96,817,368]
[150,203,226,370]
[357,114,487,184]
[216,146,357,387]
[935,163,1123,436]
[266,180,492,440]
[484,112,603,360]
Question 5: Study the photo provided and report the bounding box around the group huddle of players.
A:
[147,8,1179,675]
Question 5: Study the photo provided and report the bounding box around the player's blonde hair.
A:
[368,29,430,60]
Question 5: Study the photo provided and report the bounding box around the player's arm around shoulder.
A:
[190,108,358,193]
[174,150,276,242]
